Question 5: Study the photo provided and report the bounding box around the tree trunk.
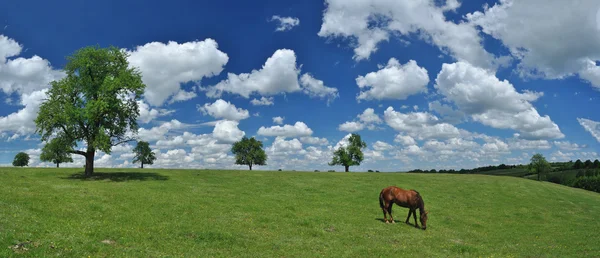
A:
[84,150,95,177]
[249,164,253,171]
[56,162,59,168]
[345,166,349,172]
[141,162,144,169]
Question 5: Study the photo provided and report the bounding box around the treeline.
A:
[407,164,524,174]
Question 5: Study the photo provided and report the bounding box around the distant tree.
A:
[328,133,367,172]
[35,46,145,177]
[574,159,584,169]
[231,137,267,170]
[40,138,74,168]
[12,152,30,167]
[584,159,593,168]
[529,153,551,181]
[132,141,156,169]
[368,169,374,172]
[594,159,600,168]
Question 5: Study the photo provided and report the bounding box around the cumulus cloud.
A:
[356,59,429,101]
[394,134,416,146]
[272,116,284,125]
[0,89,48,136]
[384,107,462,140]
[137,100,174,123]
[338,121,365,132]
[373,141,393,151]
[213,120,245,144]
[137,119,185,142]
[578,118,600,142]
[554,141,587,151]
[270,15,300,32]
[127,39,228,106]
[198,99,249,121]
[467,0,600,89]
[257,121,313,138]
[299,136,329,146]
[206,49,336,104]
[318,0,500,69]
[300,73,339,104]
[250,97,274,106]
[206,49,301,98]
[435,62,564,140]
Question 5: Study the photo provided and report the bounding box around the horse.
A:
[379,186,428,230]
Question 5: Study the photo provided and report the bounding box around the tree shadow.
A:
[61,172,169,182]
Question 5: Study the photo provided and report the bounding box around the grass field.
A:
[1,168,599,257]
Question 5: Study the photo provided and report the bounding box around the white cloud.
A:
[0,89,48,136]
[267,137,303,156]
[358,108,382,124]
[384,107,461,140]
[270,15,300,32]
[435,62,564,140]
[198,99,249,121]
[137,100,173,124]
[373,141,393,151]
[257,121,313,138]
[356,59,429,101]
[299,73,339,104]
[127,39,228,106]
[507,137,552,150]
[554,141,587,151]
[299,136,329,146]
[578,118,600,142]
[250,97,274,106]
[137,119,185,142]
[272,116,284,125]
[207,49,301,98]
[428,101,465,124]
[394,134,416,146]
[213,120,245,144]
[318,0,499,69]
[467,0,600,89]
[338,121,365,132]
[168,90,197,104]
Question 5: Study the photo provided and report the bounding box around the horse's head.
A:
[420,211,429,230]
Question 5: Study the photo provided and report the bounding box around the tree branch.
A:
[111,138,136,147]
[68,150,87,156]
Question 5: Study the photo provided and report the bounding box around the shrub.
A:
[314,170,320,172]
[572,177,600,193]
[327,170,335,172]
[376,170,380,172]
[368,170,374,172]
[278,169,282,171]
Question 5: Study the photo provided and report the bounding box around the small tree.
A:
[12,152,30,167]
[584,159,593,168]
[231,137,267,170]
[132,141,156,169]
[40,138,74,168]
[328,133,367,172]
[593,159,600,168]
[529,153,551,181]
[574,159,584,169]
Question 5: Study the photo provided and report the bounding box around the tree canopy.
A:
[40,137,74,168]
[12,152,30,167]
[35,46,145,176]
[132,141,156,169]
[329,133,367,172]
[231,137,267,170]
[529,153,551,181]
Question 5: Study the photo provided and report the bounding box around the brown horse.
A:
[379,186,428,230]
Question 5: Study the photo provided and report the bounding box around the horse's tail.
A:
[378,189,385,209]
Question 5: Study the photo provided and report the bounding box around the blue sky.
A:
[1,0,600,171]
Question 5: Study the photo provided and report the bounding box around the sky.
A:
[1,0,600,171]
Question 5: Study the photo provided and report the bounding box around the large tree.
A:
[329,133,367,172]
[132,141,156,169]
[231,137,267,170]
[12,152,30,167]
[35,46,145,177]
[40,138,74,168]
[529,153,551,181]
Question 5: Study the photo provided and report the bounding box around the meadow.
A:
[1,168,599,257]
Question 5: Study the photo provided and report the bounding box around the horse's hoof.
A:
[385,220,389,224]
[391,220,395,224]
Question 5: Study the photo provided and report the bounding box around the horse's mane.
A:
[412,189,424,210]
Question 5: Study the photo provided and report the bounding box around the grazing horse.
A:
[379,186,428,230]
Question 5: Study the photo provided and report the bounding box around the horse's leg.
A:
[388,204,395,223]
[412,207,419,228]
[405,208,413,224]
[382,201,389,223]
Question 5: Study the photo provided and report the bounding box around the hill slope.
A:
[1,168,599,257]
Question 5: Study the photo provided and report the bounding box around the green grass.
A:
[1,168,599,257]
